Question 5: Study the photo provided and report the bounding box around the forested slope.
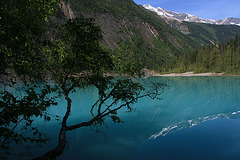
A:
[165,35,240,74]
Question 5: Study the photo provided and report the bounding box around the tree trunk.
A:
[32,127,67,160]
[32,92,72,160]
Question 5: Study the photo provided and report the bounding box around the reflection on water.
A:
[3,77,240,160]
[150,110,240,139]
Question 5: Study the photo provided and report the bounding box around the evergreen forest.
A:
[164,35,240,74]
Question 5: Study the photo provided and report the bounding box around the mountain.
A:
[55,0,240,71]
[142,4,240,45]
[60,0,198,71]
[143,4,240,26]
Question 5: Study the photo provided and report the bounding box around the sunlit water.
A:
[3,76,240,160]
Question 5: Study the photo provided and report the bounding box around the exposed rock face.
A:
[97,13,127,49]
[169,20,190,35]
[60,2,75,19]
[85,13,161,50]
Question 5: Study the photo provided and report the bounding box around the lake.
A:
[4,76,240,160]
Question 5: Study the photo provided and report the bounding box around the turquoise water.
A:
[4,77,240,160]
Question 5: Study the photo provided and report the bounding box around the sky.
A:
[133,0,240,20]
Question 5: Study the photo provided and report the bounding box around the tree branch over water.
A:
[33,78,166,160]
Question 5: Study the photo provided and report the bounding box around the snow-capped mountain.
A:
[143,4,240,26]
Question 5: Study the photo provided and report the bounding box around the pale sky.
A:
[133,0,240,20]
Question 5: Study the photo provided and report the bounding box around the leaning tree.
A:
[0,1,166,159]
[33,16,166,159]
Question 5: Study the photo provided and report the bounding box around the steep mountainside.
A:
[62,0,198,71]
[58,0,240,71]
[66,0,194,49]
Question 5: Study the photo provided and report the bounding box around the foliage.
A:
[113,37,172,72]
[0,0,61,152]
[0,0,61,78]
[0,84,58,150]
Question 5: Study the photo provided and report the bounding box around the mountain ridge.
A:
[143,4,240,26]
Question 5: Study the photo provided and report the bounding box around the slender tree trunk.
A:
[32,128,67,160]
[32,92,72,160]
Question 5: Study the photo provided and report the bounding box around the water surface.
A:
[4,77,240,160]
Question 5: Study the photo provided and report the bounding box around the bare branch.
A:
[90,99,100,118]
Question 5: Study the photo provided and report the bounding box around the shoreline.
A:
[153,72,224,77]
[142,69,227,77]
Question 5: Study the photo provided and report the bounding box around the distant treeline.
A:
[164,35,240,74]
